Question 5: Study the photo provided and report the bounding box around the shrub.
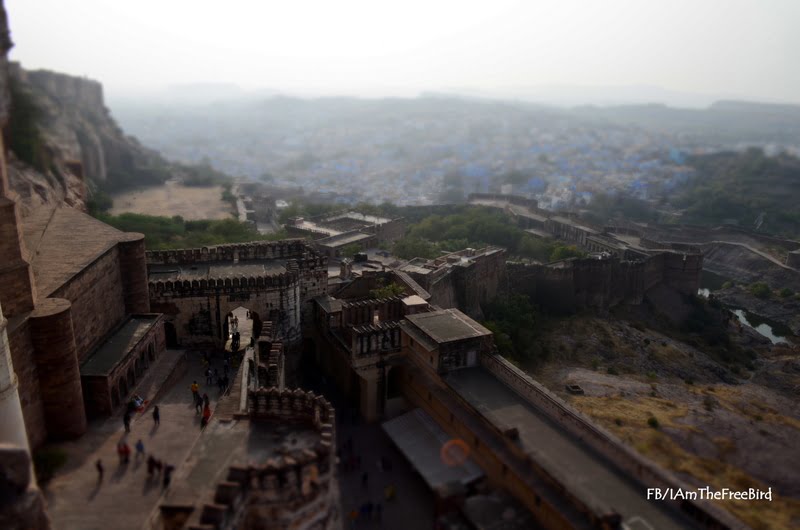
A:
[748,282,771,299]
[779,287,793,298]
[721,281,733,289]
[647,416,660,429]
[607,366,619,376]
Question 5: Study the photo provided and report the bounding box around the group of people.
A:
[340,436,396,528]
[205,367,230,394]
[146,455,175,489]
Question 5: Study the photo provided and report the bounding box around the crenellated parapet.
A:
[145,239,326,269]
[148,271,300,297]
[181,388,338,530]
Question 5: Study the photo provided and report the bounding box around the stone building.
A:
[285,211,405,257]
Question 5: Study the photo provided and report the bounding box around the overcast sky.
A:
[6,0,800,105]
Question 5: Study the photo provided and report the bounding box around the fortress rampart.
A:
[479,352,746,530]
[171,388,338,530]
[507,252,703,313]
[146,240,323,267]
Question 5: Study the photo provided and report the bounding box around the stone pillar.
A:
[117,232,150,314]
[29,298,86,438]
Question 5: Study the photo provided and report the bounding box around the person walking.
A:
[202,393,210,407]
[201,403,211,429]
[205,367,213,385]
[191,380,200,401]
[152,405,160,426]
[123,411,131,433]
[135,439,145,460]
[146,455,156,477]
[95,459,104,481]
[195,392,203,414]
[163,464,175,489]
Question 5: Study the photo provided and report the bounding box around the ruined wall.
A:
[50,246,127,363]
[479,352,743,530]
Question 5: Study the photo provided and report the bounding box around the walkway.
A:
[43,351,224,530]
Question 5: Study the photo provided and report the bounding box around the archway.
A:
[148,343,155,362]
[140,350,147,370]
[134,359,142,378]
[127,366,136,388]
[118,379,128,402]
[164,321,178,348]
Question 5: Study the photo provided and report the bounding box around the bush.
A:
[779,287,793,298]
[647,416,660,429]
[721,281,733,289]
[748,282,772,299]
[33,447,68,484]
[86,190,114,216]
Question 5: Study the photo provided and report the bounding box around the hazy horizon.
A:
[7,0,800,107]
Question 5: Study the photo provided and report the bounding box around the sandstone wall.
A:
[6,321,46,447]
[51,247,127,363]
[479,352,745,530]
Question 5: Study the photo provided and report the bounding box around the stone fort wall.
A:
[147,241,328,349]
[506,252,703,313]
[165,388,338,530]
[479,352,745,530]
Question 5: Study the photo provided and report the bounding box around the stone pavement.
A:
[43,351,223,530]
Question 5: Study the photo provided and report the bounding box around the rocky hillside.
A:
[5,63,172,216]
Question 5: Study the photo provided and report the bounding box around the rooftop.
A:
[22,205,131,298]
[81,315,159,376]
[382,408,483,494]
[316,231,373,248]
[405,309,491,345]
[445,367,691,529]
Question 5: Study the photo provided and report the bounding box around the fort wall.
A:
[506,251,702,313]
[146,240,318,266]
[117,233,150,314]
[28,298,86,438]
[480,352,744,530]
[6,320,46,447]
[171,388,338,530]
[51,247,127,363]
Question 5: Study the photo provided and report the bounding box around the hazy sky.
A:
[6,0,800,104]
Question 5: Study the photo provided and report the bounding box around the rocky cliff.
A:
[4,63,172,216]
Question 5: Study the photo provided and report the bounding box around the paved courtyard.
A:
[43,350,223,530]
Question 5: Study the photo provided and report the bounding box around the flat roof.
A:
[317,231,373,248]
[405,309,491,344]
[383,408,483,493]
[445,367,691,529]
[148,261,287,281]
[81,316,158,376]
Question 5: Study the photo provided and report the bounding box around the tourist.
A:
[146,455,156,477]
[95,459,104,481]
[191,380,199,401]
[201,403,211,429]
[152,405,160,426]
[163,464,175,489]
[205,367,213,385]
[135,439,145,459]
[195,392,203,414]
[123,411,131,433]
[202,393,210,407]
[132,394,144,409]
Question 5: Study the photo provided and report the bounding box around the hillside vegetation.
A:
[97,212,285,249]
[673,148,800,236]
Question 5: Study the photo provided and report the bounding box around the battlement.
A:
[145,239,325,268]
[148,270,300,295]
[180,388,338,530]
